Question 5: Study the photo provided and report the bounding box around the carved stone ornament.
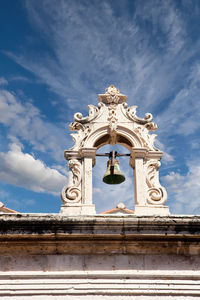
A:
[145,159,167,205]
[134,126,158,151]
[98,85,127,104]
[73,104,100,124]
[68,86,160,151]
[105,85,120,103]
[122,103,157,130]
[61,159,82,204]
[107,103,118,145]
[70,123,91,151]
[69,103,104,151]
[61,85,169,216]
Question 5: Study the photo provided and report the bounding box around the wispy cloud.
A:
[6,0,192,111]
[9,75,33,83]
[0,77,8,86]
[157,61,200,138]
[162,160,200,214]
[155,139,174,165]
[6,0,199,134]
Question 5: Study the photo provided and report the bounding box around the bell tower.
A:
[61,85,169,216]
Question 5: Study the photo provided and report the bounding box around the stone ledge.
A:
[0,214,199,255]
[0,214,200,235]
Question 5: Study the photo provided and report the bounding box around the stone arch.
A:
[84,125,143,151]
[60,85,169,216]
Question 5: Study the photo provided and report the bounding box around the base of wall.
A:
[0,270,200,298]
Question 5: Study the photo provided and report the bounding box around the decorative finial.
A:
[98,85,127,104]
[105,85,120,103]
[116,203,126,209]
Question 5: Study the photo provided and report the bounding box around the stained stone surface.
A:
[0,214,200,298]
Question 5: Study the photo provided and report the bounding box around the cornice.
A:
[0,214,200,256]
[0,214,200,236]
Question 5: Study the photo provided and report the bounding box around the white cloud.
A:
[162,162,200,214]
[0,89,68,162]
[0,143,67,195]
[0,77,8,86]
[51,164,69,176]
[162,152,174,164]
[154,139,174,164]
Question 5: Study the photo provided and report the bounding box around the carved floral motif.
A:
[61,159,82,204]
[145,159,167,205]
[107,103,118,145]
[134,126,158,151]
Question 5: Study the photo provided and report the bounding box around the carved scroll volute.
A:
[61,159,82,204]
[69,103,104,151]
[145,159,167,205]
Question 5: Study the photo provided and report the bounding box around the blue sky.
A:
[0,0,200,214]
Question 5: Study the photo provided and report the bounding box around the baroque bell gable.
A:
[61,85,169,215]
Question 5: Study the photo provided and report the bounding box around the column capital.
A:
[64,150,81,160]
[80,147,97,158]
[131,148,147,158]
[146,151,163,160]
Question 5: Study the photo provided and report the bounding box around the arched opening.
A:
[94,134,133,150]
[93,144,134,214]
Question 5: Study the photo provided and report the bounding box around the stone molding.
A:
[0,214,199,243]
[1,271,200,298]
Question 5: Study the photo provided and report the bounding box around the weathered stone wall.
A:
[0,214,200,299]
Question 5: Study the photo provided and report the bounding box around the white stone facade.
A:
[61,86,169,215]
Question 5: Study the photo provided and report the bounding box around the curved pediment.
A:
[69,85,158,153]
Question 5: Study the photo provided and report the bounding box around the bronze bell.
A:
[103,158,125,184]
